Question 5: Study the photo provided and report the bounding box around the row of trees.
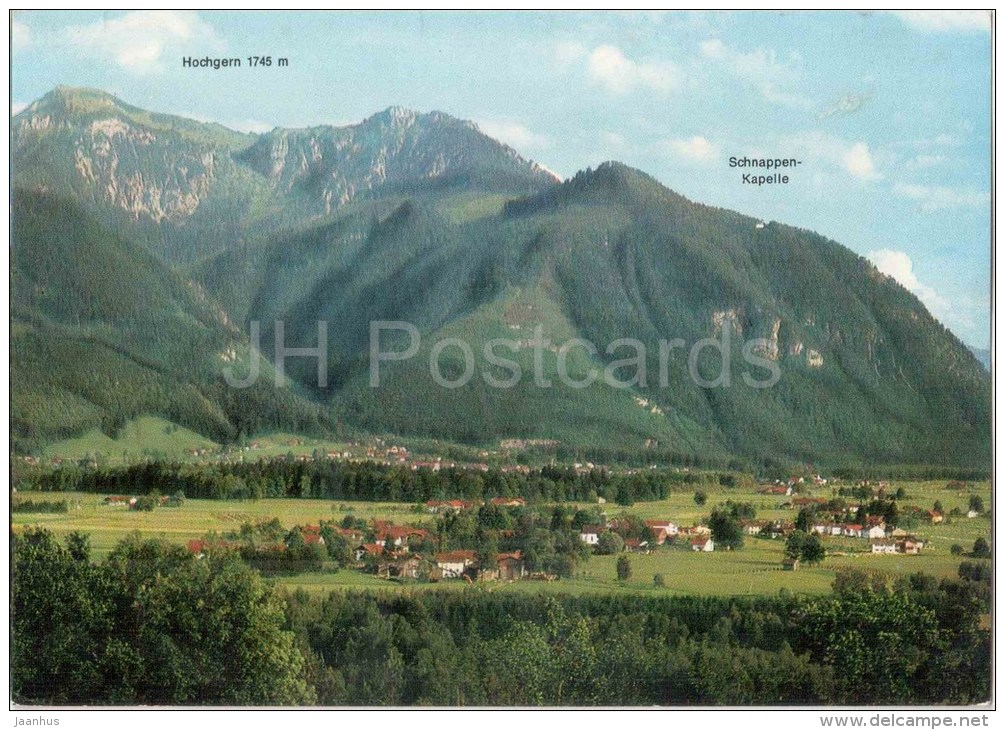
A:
[20,457,737,504]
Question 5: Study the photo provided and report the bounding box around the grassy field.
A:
[12,479,991,597]
[43,416,218,462]
[42,417,360,466]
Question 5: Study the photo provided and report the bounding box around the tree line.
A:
[13,528,990,706]
[21,458,737,503]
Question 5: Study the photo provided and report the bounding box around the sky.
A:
[10,10,993,348]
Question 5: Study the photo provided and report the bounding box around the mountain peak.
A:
[504,160,677,217]
[364,105,421,129]
[24,86,122,117]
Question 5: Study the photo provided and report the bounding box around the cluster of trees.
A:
[12,529,314,704]
[435,503,605,576]
[784,532,826,564]
[836,484,907,500]
[11,499,68,514]
[12,529,990,706]
[285,568,989,705]
[22,458,736,505]
[210,518,344,573]
[295,586,826,706]
[706,500,757,550]
[794,496,898,533]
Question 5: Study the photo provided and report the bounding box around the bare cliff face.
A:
[12,88,247,227]
[69,116,215,222]
[235,106,559,215]
[13,88,558,257]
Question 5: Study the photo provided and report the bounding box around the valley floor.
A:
[12,479,991,598]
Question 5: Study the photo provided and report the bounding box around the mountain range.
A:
[10,87,991,468]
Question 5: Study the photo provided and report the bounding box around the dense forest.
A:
[13,528,990,706]
[19,457,989,503]
[22,457,740,503]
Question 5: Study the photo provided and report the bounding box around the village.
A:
[167,474,952,584]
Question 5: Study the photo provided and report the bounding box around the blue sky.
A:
[11,10,992,347]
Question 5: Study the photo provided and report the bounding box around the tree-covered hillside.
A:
[10,190,329,452]
[207,162,988,467]
[9,89,991,469]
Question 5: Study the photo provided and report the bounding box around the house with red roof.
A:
[643,519,678,545]
[842,524,864,538]
[373,522,431,550]
[298,525,325,546]
[355,543,384,561]
[623,538,649,553]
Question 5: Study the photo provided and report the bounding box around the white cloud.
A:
[64,11,223,74]
[662,135,720,163]
[842,142,880,180]
[893,183,990,211]
[869,249,924,290]
[532,162,564,183]
[476,119,550,151]
[868,248,954,324]
[889,11,991,33]
[782,132,882,181]
[699,38,812,110]
[12,19,31,52]
[11,101,28,116]
[587,45,682,94]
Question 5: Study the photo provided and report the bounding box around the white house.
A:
[871,539,897,554]
[580,525,604,545]
[691,537,715,552]
[743,520,767,536]
[435,550,475,578]
[865,525,887,540]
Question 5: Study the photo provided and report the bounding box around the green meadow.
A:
[12,477,990,598]
[42,416,363,465]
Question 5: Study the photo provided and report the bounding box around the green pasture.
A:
[11,478,991,596]
[42,417,360,465]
